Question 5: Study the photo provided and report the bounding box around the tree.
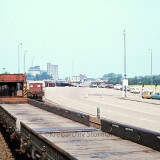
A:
[102,73,122,84]
[34,72,52,80]
[128,75,160,85]
[26,72,52,81]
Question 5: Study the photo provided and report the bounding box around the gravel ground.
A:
[0,127,15,160]
[0,125,31,160]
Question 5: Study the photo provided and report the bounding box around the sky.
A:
[0,0,160,79]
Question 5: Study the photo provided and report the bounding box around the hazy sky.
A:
[1,0,160,79]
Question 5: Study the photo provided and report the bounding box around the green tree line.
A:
[128,75,160,85]
[27,72,52,80]
[102,73,160,85]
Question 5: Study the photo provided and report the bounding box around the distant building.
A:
[79,74,87,82]
[47,63,58,80]
[72,76,81,82]
[28,65,41,76]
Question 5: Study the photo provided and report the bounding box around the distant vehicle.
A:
[70,83,79,87]
[79,83,89,87]
[98,83,105,88]
[27,83,44,101]
[114,84,122,90]
[142,91,153,99]
[151,92,160,100]
[130,87,140,94]
[89,83,97,88]
[121,86,131,91]
[105,84,114,88]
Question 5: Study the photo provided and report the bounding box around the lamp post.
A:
[149,49,153,85]
[2,68,5,74]
[24,50,27,73]
[18,43,22,73]
[123,30,127,97]
[123,30,127,80]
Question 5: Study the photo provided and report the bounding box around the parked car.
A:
[98,83,105,88]
[105,84,114,88]
[130,87,140,94]
[142,91,153,99]
[114,84,122,90]
[151,92,160,100]
[89,83,97,88]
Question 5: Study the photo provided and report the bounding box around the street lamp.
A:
[149,49,153,85]
[2,68,5,74]
[123,30,127,98]
[18,43,22,73]
[24,50,27,73]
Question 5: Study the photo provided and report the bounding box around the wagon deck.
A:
[1,103,160,159]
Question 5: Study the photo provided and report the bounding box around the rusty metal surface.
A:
[41,130,160,160]
[101,118,160,152]
[0,74,26,82]
[0,103,160,159]
[32,126,98,134]
[0,98,28,104]
[29,99,90,126]
[0,105,17,124]
[0,103,87,130]
[0,105,17,134]
[20,122,76,160]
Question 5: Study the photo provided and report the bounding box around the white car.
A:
[130,87,140,94]
[114,84,122,90]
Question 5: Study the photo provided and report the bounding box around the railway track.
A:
[0,100,160,160]
[0,124,14,160]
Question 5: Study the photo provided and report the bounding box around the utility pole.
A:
[123,30,127,98]
[18,43,22,73]
[24,50,27,73]
[2,68,5,74]
[149,49,153,85]
[123,30,127,79]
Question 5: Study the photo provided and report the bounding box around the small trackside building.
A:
[0,74,28,103]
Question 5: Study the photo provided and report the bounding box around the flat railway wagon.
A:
[0,100,160,160]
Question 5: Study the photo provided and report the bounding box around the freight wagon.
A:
[44,81,56,87]
[27,83,44,101]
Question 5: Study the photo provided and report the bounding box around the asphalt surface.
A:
[44,87,160,132]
